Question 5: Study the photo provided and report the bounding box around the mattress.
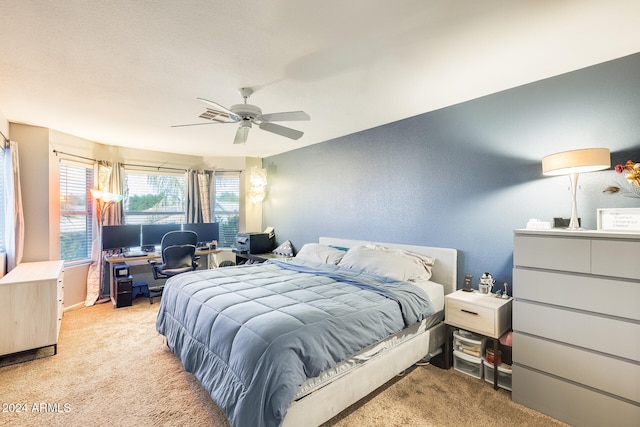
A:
[293,280,444,400]
[156,259,437,427]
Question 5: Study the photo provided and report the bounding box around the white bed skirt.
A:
[282,321,446,427]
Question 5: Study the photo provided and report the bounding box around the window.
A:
[0,146,5,253]
[60,161,94,261]
[214,172,240,248]
[124,171,186,225]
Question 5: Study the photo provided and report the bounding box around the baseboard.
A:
[64,301,85,312]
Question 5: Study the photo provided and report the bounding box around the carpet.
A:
[0,298,568,427]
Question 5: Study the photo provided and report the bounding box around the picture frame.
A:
[597,208,640,232]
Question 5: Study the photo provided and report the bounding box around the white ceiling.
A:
[1,0,639,159]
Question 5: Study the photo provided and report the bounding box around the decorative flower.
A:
[605,160,640,198]
[615,160,640,188]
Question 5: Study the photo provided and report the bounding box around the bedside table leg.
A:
[444,324,452,369]
[492,338,499,390]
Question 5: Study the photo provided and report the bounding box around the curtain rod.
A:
[1,129,9,146]
[52,149,96,163]
[51,149,241,173]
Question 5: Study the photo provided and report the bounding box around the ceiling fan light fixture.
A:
[234,125,251,145]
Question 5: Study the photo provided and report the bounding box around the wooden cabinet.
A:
[0,260,65,356]
[512,230,640,427]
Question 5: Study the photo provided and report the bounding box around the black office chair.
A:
[148,230,199,303]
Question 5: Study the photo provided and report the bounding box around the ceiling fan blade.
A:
[259,122,304,140]
[197,97,240,121]
[261,111,310,122]
[171,122,226,128]
[234,126,250,144]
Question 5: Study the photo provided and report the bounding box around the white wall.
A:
[0,109,8,140]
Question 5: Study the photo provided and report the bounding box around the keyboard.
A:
[123,251,146,258]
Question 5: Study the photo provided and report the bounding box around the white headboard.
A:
[318,237,458,295]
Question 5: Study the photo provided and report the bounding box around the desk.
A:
[105,248,222,305]
[106,248,221,264]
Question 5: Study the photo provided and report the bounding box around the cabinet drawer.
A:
[513,332,639,402]
[513,268,640,321]
[446,299,499,337]
[513,300,640,362]
[514,235,590,272]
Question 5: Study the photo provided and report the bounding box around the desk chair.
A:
[148,230,199,303]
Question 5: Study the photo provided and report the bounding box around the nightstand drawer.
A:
[445,291,512,338]
[446,299,496,336]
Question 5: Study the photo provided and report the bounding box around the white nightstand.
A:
[445,290,512,389]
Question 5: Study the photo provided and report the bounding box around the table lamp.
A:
[542,148,610,230]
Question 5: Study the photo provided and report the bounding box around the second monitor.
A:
[140,223,181,250]
[140,222,219,250]
[182,222,219,248]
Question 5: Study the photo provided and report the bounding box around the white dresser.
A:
[512,229,640,427]
[0,260,65,356]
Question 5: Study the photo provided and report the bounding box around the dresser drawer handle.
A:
[461,309,478,316]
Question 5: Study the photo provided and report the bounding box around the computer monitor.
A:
[141,223,181,248]
[182,222,219,246]
[101,225,141,251]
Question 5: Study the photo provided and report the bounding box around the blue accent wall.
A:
[263,53,640,292]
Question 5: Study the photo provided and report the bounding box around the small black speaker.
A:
[553,217,581,228]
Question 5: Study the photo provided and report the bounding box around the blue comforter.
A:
[156,259,434,427]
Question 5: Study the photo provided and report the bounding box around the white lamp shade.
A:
[542,148,610,176]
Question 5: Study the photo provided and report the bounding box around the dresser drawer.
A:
[445,292,512,338]
[513,268,640,321]
[513,300,640,362]
[514,235,590,273]
[513,332,640,403]
[512,365,640,427]
[591,239,640,279]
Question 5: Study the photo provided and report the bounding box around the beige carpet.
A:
[0,298,568,427]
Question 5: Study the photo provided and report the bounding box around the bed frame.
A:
[282,237,458,427]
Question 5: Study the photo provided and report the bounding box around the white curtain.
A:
[3,141,24,272]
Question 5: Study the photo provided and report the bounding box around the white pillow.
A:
[295,243,346,264]
[338,244,435,282]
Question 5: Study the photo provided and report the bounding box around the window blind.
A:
[60,162,94,261]
[214,172,240,248]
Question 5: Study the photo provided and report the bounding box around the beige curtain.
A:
[187,170,213,223]
[86,161,122,305]
[198,171,213,223]
[103,162,124,225]
[3,141,24,272]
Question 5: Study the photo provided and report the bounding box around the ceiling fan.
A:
[173,87,310,145]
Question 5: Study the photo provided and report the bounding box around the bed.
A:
[156,237,457,427]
